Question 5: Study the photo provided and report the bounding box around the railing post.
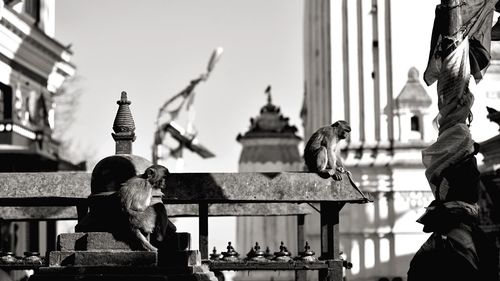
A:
[295,214,307,281]
[199,203,209,259]
[319,202,343,281]
[46,220,56,251]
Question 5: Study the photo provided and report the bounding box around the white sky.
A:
[55,0,304,171]
[54,0,500,171]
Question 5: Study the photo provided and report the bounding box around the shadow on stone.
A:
[163,173,226,202]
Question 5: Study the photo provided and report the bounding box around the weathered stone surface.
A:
[57,232,131,251]
[0,172,370,204]
[86,232,131,251]
[0,206,77,220]
[193,272,218,281]
[163,172,369,202]
[48,251,157,267]
[0,172,90,200]
[57,233,86,251]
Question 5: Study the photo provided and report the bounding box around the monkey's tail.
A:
[346,171,372,203]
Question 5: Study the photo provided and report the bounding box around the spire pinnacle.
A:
[112,91,136,154]
[264,85,272,105]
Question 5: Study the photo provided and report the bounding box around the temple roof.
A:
[236,86,302,165]
[236,87,301,142]
[395,67,432,110]
[239,145,301,164]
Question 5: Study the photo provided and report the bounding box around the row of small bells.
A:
[210,241,318,262]
[0,251,43,265]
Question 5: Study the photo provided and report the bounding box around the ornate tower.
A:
[236,88,302,172]
[394,67,433,143]
[235,87,302,281]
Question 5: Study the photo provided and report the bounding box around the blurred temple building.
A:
[0,1,82,279]
[0,0,79,171]
[235,89,304,281]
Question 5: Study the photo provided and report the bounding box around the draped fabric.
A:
[424,0,496,86]
[422,39,476,200]
[409,1,499,280]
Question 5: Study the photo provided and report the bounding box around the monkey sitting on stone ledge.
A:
[303,120,351,180]
[117,164,175,252]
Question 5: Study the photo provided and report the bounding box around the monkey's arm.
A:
[335,154,345,172]
[322,128,336,170]
[326,140,344,180]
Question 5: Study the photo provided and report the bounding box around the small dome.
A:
[90,154,151,195]
[395,67,432,109]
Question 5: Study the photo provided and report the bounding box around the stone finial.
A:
[298,241,318,262]
[265,85,272,105]
[222,242,239,261]
[210,247,222,260]
[273,241,291,261]
[112,91,136,154]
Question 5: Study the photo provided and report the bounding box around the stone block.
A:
[57,232,131,251]
[48,251,157,267]
[159,250,201,267]
[86,232,131,251]
[57,233,86,251]
[193,272,218,281]
[176,232,191,251]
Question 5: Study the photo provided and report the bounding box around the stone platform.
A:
[29,265,218,281]
[34,232,216,281]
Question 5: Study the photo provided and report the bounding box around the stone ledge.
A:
[0,172,369,203]
[48,251,157,267]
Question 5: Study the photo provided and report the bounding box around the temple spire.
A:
[112,91,136,154]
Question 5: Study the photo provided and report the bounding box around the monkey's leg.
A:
[316,147,334,179]
[133,228,158,252]
[331,166,345,181]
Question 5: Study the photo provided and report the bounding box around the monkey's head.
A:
[144,164,170,189]
[331,120,351,140]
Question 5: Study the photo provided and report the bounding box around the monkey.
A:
[304,120,351,181]
[117,164,170,251]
